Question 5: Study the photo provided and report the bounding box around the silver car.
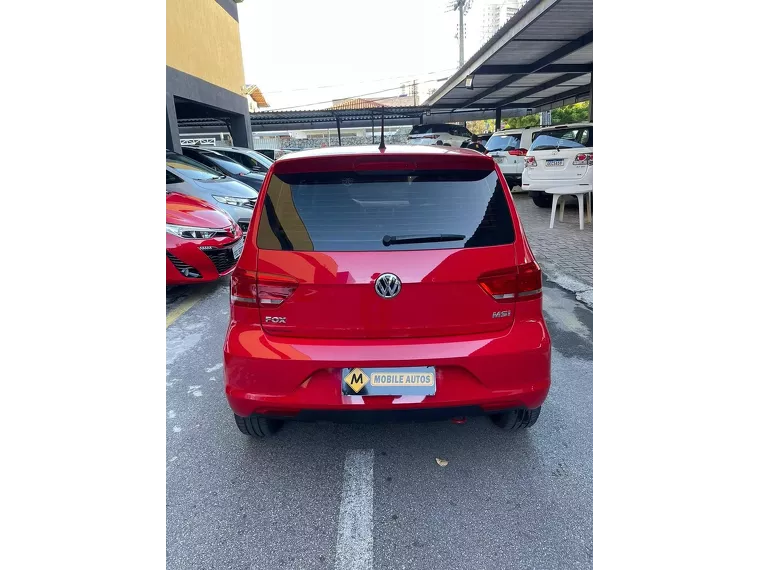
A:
[166,151,258,233]
[210,146,274,174]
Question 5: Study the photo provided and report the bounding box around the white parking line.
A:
[335,449,374,570]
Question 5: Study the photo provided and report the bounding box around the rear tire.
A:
[234,414,284,437]
[532,193,552,208]
[490,407,541,430]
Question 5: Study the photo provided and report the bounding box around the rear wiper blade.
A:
[382,233,466,246]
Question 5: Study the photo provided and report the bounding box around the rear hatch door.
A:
[485,132,524,173]
[255,166,518,339]
[528,126,592,181]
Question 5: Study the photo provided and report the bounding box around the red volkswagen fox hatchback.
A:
[223,145,550,437]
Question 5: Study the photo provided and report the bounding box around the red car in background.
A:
[166,192,244,285]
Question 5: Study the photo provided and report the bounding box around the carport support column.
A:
[336,116,342,146]
[495,108,502,131]
[228,111,253,149]
[166,93,181,153]
[589,71,593,122]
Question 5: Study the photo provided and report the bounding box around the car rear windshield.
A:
[485,134,522,152]
[257,169,515,252]
[530,127,592,151]
[166,153,220,181]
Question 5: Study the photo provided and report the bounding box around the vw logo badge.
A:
[375,273,401,299]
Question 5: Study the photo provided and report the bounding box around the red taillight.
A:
[230,269,298,307]
[478,262,542,302]
[573,152,593,166]
[478,271,517,301]
[508,149,527,156]
[525,156,537,168]
[515,262,543,301]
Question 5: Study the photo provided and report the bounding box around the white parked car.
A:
[522,123,593,207]
[407,123,473,148]
[485,127,541,192]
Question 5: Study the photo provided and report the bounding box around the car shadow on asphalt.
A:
[239,415,544,472]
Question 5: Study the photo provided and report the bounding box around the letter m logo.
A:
[343,368,368,394]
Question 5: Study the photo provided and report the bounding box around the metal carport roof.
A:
[177,106,532,133]
[177,107,428,133]
[250,107,428,130]
[424,0,592,113]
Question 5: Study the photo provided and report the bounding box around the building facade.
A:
[480,0,527,44]
[330,93,418,109]
[243,85,270,113]
[166,0,252,152]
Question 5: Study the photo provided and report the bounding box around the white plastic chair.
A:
[547,185,593,230]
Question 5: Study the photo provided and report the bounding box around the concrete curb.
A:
[537,259,593,309]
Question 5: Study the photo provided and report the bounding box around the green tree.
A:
[466,119,495,134]
[465,102,589,134]
[550,101,589,124]
[503,114,540,129]
[501,101,589,129]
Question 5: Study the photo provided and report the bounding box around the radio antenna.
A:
[378,108,386,151]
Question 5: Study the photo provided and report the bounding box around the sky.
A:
[237,0,489,110]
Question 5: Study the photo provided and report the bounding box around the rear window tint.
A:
[257,170,515,252]
[486,134,522,152]
[530,127,592,151]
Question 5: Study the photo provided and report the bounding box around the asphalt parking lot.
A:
[166,277,593,570]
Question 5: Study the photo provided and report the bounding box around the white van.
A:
[522,123,593,207]
[484,127,541,191]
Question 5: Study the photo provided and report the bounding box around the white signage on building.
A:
[180,138,216,146]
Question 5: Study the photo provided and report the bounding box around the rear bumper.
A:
[521,172,593,193]
[254,405,522,424]
[224,314,551,418]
